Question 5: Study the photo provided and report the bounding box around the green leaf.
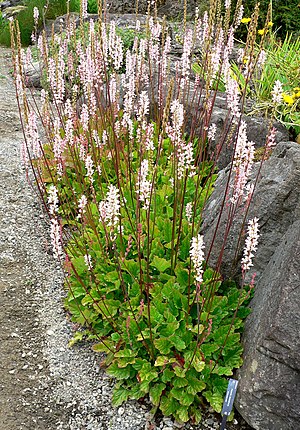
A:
[203,390,223,413]
[209,374,229,395]
[175,267,189,288]
[151,256,171,273]
[212,365,233,376]
[174,366,186,378]
[221,344,243,368]
[192,356,206,372]
[191,407,202,424]
[200,343,219,357]
[154,356,176,366]
[111,332,121,342]
[154,338,172,354]
[114,349,137,358]
[160,395,178,416]
[112,386,130,406]
[185,375,206,395]
[162,368,174,383]
[175,405,190,423]
[130,383,147,400]
[149,382,166,406]
[68,331,85,347]
[106,361,134,379]
[173,376,188,388]
[159,321,180,337]
[170,387,195,406]
[139,362,158,382]
[117,357,136,367]
[92,341,113,353]
[170,335,186,351]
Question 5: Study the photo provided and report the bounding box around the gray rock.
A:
[201,92,289,169]
[2,4,26,18]
[0,0,21,11]
[24,61,42,88]
[106,0,203,18]
[202,141,300,429]
[202,141,300,281]
[236,221,300,429]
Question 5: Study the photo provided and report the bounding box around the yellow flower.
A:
[268,21,273,27]
[293,87,300,91]
[294,91,300,98]
[258,29,265,35]
[241,17,251,24]
[282,93,295,105]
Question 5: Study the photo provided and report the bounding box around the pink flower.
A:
[190,234,205,283]
[33,7,39,24]
[272,80,283,104]
[181,29,193,87]
[81,0,87,19]
[136,159,151,209]
[225,76,240,121]
[47,185,59,215]
[50,218,63,259]
[231,120,255,203]
[241,218,260,271]
[266,126,277,152]
[85,155,94,183]
[185,202,193,224]
[99,185,120,228]
[80,104,89,132]
[77,195,88,220]
[207,123,217,141]
[25,111,40,157]
[84,254,93,270]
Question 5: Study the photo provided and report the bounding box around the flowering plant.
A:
[12,0,265,424]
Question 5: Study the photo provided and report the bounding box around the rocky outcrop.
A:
[107,0,201,18]
[202,141,300,429]
[202,141,300,280]
[199,92,289,169]
[236,220,300,430]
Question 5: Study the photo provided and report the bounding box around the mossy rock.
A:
[3,5,27,17]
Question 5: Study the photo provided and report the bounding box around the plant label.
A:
[220,379,238,429]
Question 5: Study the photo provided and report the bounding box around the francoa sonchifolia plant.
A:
[12,0,269,424]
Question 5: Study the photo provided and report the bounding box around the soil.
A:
[0,45,254,430]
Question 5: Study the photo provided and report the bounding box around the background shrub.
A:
[233,0,300,39]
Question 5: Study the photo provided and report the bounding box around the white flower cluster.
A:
[136,159,151,210]
[272,80,283,104]
[47,185,59,215]
[99,185,120,228]
[189,234,205,283]
[241,217,260,271]
[77,194,88,220]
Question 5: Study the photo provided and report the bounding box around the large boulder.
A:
[236,220,300,429]
[202,141,300,429]
[202,141,300,281]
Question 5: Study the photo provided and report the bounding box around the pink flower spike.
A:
[241,217,260,272]
[190,234,205,283]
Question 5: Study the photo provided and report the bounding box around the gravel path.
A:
[0,46,253,430]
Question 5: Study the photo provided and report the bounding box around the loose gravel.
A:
[0,46,253,430]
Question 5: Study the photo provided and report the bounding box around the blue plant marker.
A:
[220,379,239,430]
